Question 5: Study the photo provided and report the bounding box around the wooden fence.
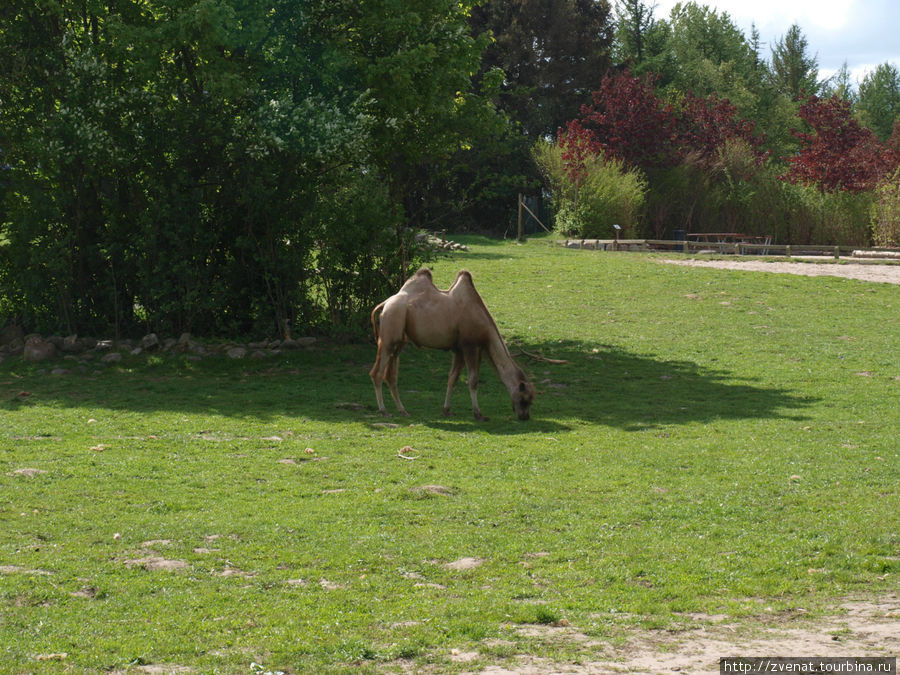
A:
[559,239,900,259]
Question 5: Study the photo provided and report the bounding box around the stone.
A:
[100,352,123,363]
[0,324,24,347]
[227,347,247,359]
[140,333,160,351]
[23,336,57,362]
[3,337,24,354]
[61,335,84,353]
[294,337,316,347]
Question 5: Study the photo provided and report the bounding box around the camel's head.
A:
[512,379,535,421]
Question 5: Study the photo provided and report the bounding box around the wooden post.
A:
[786,245,791,258]
[517,193,524,242]
[834,246,840,259]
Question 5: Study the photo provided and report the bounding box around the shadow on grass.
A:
[506,339,814,432]
[0,338,814,433]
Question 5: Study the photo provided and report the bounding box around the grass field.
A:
[1,235,897,673]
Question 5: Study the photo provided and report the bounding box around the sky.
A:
[651,0,900,85]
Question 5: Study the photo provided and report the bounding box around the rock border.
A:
[0,328,316,367]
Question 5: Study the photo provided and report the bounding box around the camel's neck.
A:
[486,331,524,393]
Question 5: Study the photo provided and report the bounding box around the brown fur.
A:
[369,268,535,421]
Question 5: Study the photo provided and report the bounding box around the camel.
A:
[369,268,535,421]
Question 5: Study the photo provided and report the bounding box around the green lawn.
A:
[1,235,897,673]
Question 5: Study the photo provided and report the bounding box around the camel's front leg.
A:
[443,350,464,416]
[463,348,488,421]
[386,353,410,417]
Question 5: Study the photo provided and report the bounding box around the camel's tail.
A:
[370,301,386,342]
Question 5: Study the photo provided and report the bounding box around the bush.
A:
[871,170,900,247]
[533,141,647,238]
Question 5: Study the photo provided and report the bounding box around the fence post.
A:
[517,193,524,242]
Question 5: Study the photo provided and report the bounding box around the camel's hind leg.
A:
[370,340,408,416]
[443,350,464,417]
[385,352,409,416]
[369,344,391,416]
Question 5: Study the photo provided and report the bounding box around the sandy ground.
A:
[660,258,900,284]
[454,594,899,674]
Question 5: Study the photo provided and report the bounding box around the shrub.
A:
[871,170,900,247]
[533,141,647,239]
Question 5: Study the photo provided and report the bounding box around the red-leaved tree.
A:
[566,70,765,172]
[677,93,766,167]
[782,95,900,192]
[576,70,680,170]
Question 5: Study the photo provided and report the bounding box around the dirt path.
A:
[461,594,899,674]
[660,258,900,284]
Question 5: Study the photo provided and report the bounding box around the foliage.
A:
[857,62,900,142]
[1,237,897,671]
[783,95,900,193]
[576,71,680,170]
[470,0,615,138]
[871,169,900,247]
[534,140,646,238]
[613,0,672,77]
[664,2,762,109]
[0,0,490,337]
[769,23,821,99]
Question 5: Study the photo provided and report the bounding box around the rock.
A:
[61,335,84,353]
[130,347,143,356]
[227,347,247,359]
[101,352,123,363]
[0,324,24,347]
[23,336,57,362]
[294,337,316,347]
[94,339,114,351]
[3,337,24,354]
[140,333,160,351]
[250,350,268,359]
[46,335,64,349]
[50,368,71,376]
[162,337,177,351]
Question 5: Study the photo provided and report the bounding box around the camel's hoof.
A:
[379,410,391,417]
[443,409,455,417]
[399,410,411,417]
[474,414,489,422]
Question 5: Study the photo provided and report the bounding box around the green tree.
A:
[769,23,820,99]
[822,61,858,104]
[470,0,615,138]
[614,0,672,77]
[0,0,493,336]
[857,62,900,141]
[662,2,763,117]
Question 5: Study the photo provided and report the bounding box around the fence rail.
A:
[559,239,900,259]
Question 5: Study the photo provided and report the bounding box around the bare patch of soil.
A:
[454,595,899,674]
[123,556,188,571]
[661,258,900,284]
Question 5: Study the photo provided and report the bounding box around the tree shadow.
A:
[502,339,814,431]
[0,340,814,432]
